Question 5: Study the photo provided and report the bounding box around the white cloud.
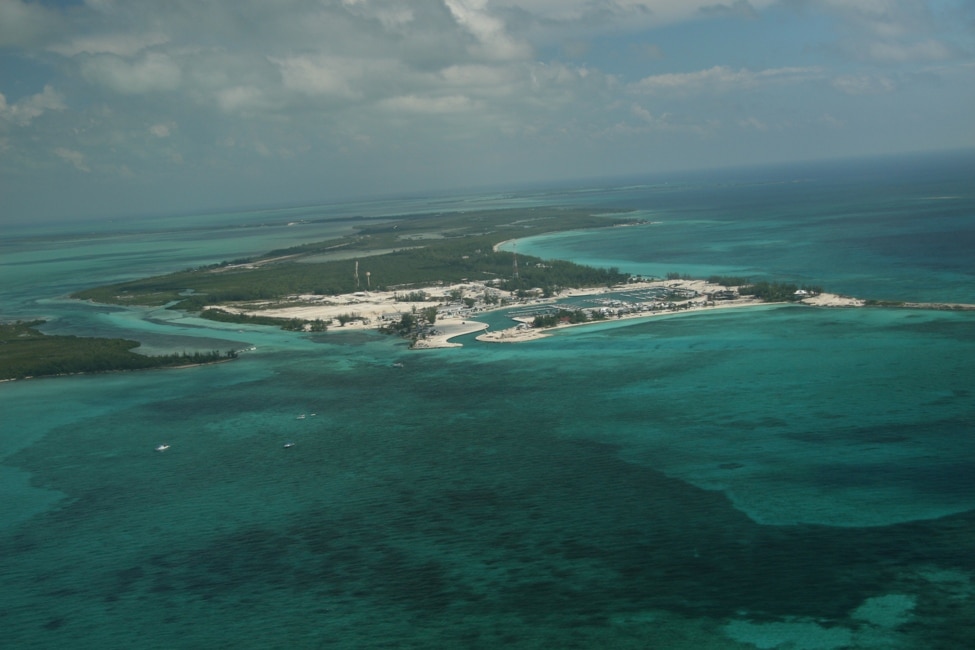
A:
[832,73,896,95]
[488,0,775,26]
[149,122,175,138]
[815,0,935,33]
[444,0,533,60]
[805,1,962,64]
[379,93,479,114]
[631,42,666,60]
[738,116,770,131]
[440,64,520,97]
[216,85,274,113]
[2,0,973,220]
[0,85,66,125]
[819,113,845,128]
[50,32,170,57]
[699,1,760,20]
[341,0,416,31]
[477,0,780,46]
[623,103,713,135]
[81,52,182,94]
[0,0,60,47]
[272,56,368,99]
[54,147,90,172]
[867,39,953,63]
[628,65,823,94]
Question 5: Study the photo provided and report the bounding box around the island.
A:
[4,205,906,380]
[0,320,237,381]
[64,207,855,346]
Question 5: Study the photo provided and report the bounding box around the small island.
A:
[0,320,237,381]
[64,207,834,346]
[9,204,934,379]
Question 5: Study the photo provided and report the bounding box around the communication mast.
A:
[512,243,519,279]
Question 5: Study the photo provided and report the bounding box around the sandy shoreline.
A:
[475,295,767,343]
[210,278,866,349]
[474,288,864,344]
[410,320,489,348]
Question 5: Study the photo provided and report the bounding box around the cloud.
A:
[149,122,175,138]
[441,63,522,97]
[2,0,973,221]
[628,65,823,95]
[866,39,953,63]
[54,147,90,172]
[50,32,170,57]
[738,116,770,131]
[379,93,478,114]
[491,0,775,28]
[699,0,760,20]
[798,1,963,64]
[831,73,896,95]
[347,2,416,31]
[0,85,66,126]
[81,52,182,94]
[215,85,274,113]
[819,113,845,128]
[627,103,709,134]
[630,42,666,60]
[0,0,61,47]
[483,0,781,50]
[272,55,377,99]
[445,0,533,60]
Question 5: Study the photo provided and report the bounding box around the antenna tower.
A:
[512,243,519,279]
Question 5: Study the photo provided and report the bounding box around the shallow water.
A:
[2,151,974,648]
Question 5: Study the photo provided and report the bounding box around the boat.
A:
[155,444,170,452]
[283,441,296,448]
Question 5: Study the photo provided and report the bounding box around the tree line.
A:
[200,309,328,331]
[70,207,639,309]
[0,321,236,381]
[532,309,607,329]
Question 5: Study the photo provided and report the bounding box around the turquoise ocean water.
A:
[2,151,974,648]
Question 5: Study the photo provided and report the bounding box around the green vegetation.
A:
[863,299,906,307]
[738,281,822,302]
[708,275,751,287]
[71,208,636,309]
[532,309,606,329]
[200,309,327,331]
[498,261,626,296]
[0,321,236,381]
[29,207,637,374]
[379,312,418,337]
[396,291,432,302]
[334,313,362,326]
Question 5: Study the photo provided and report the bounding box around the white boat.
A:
[283,441,296,448]
[155,444,170,452]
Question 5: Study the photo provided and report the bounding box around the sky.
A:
[1,0,974,222]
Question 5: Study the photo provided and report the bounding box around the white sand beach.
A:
[799,292,865,307]
[476,288,767,344]
[209,279,867,349]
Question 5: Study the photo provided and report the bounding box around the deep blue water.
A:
[1,151,974,648]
